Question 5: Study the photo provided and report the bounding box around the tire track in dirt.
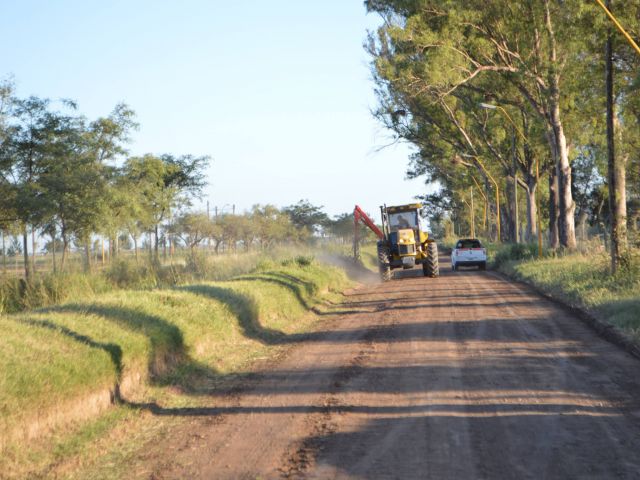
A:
[279,317,385,478]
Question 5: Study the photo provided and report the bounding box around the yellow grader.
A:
[354,203,439,281]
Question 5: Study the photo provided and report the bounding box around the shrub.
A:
[492,243,541,268]
[295,255,314,267]
[184,251,210,278]
[105,258,159,289]
[0,272,109,314]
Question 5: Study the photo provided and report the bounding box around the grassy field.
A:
[0,253,353,478]
[494,248,640,342]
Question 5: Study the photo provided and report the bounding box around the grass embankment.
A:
[0,255,351,478]
[493,244,640,342]
[0,247,315,314]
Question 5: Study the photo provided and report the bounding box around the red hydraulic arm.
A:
[353,205,384,259]
[354,205,384,239]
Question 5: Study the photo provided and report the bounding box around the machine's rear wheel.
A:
[424,242,439,277]
[377,242,392,282]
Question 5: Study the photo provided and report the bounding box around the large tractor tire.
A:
[377,242,392,282]
[423,242,439,278]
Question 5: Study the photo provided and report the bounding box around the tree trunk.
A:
[154,224,160,263]
[504,175,517,243]
[163,235,167,259]
[84,239,92,273]
[510,131,520,244]
[554,121,577,249]
[500,204,511,243]
[544,0,576,249]
[524,174,538,243]
[22,229,30,280]
[133,235,139,261]
[31,229,37,273]
[548,166,560,249]
[51,234,57,274]
[577,209,589,241]
[61,236,68,271]
[605,10,627,273]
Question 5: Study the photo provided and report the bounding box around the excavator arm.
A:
[354,205,384,239]
[353,205,384,259]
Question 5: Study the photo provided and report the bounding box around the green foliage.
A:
[250,204,295,247]
[123,154,210,245]
[492,243,545,268]
[365,0,639,250]
[170,212,215,250]
[280,254,314,268]
[283,199,329,237]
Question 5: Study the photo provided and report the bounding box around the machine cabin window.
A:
[389,212,418,232]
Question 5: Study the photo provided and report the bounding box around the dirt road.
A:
[141,259,640,479]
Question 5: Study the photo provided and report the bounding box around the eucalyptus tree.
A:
[600,0,640,269]
[365,0,607,249]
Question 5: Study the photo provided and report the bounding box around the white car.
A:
[451,238,487,271]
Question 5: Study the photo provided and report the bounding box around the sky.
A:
[0,0,430,219]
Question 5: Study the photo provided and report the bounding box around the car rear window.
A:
[456,239,482,249]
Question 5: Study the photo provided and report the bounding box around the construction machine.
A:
[354,203,439,281]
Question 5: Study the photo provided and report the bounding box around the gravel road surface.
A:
[140,258,640,479]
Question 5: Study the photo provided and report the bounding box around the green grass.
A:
[496,250,640,341]
[0,254,351,478]
[0,246,325,314]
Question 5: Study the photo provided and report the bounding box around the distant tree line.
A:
[169,200,374,255]
[0,81,365,279]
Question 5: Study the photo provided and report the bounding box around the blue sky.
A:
[0,0,428,218]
